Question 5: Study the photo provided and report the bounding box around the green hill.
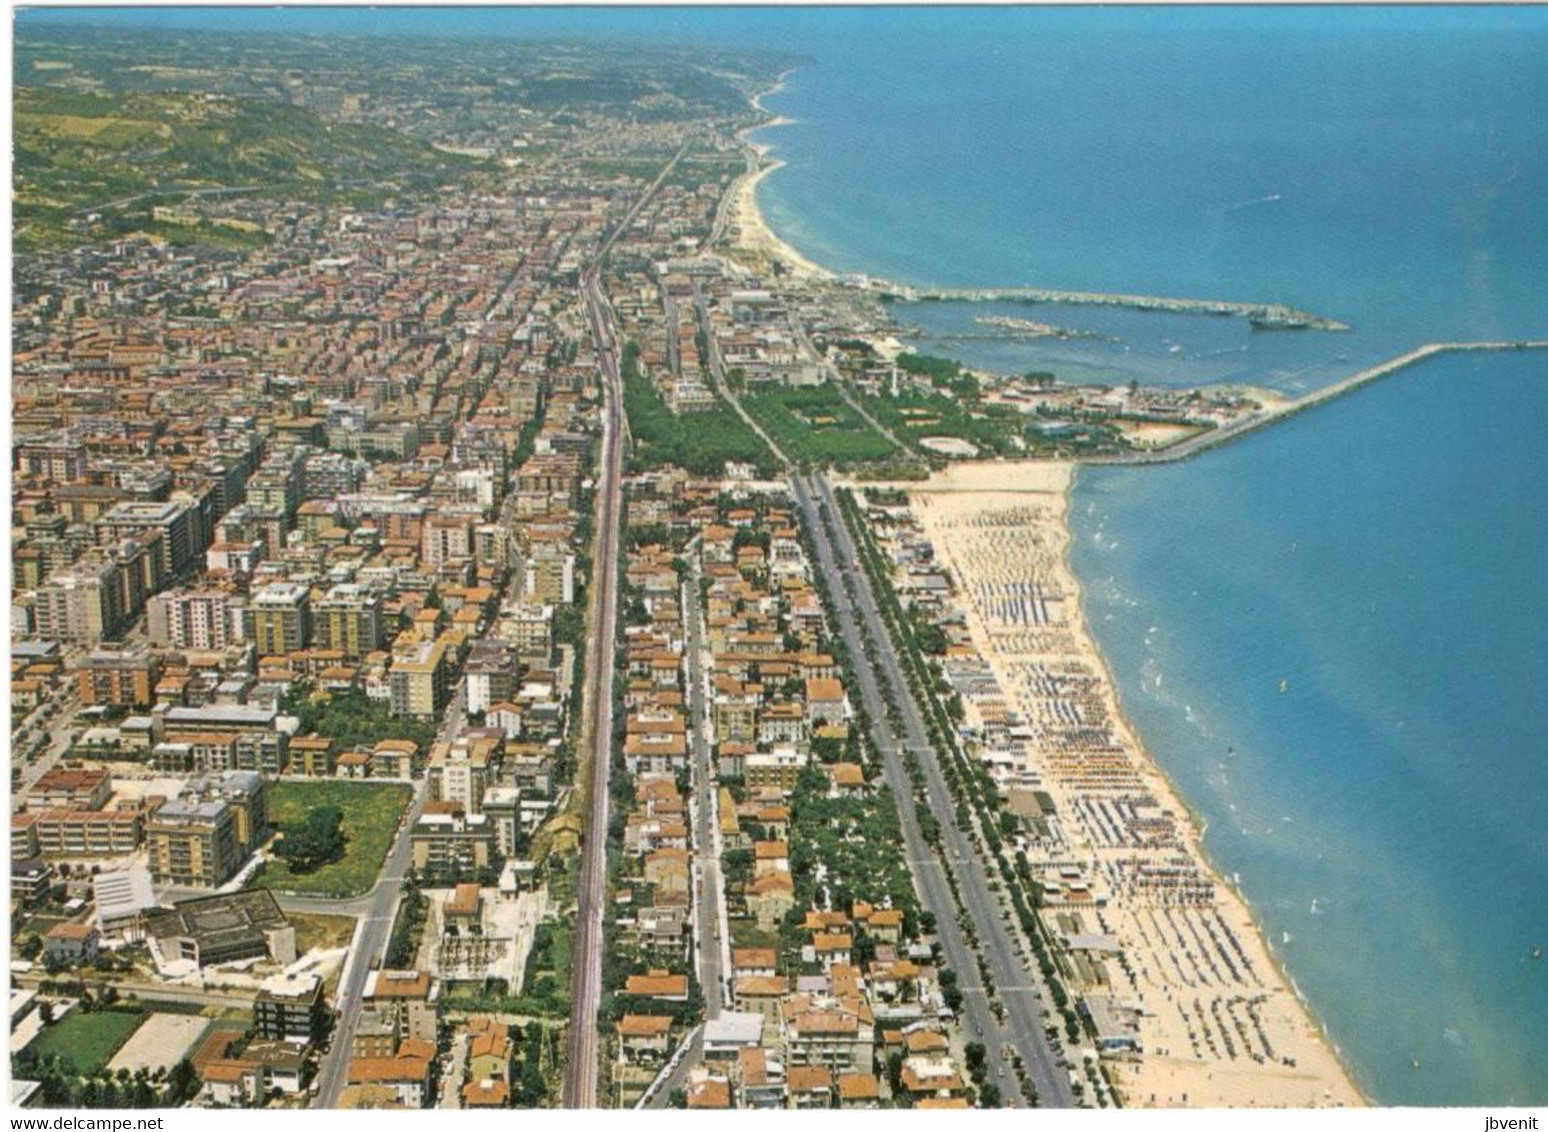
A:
[14,86,486,251]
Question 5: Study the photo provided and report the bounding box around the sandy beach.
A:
[863,461,1365,1108]
[722,156,834,282]
[720,82,834,281]
[741,66,1365,1106]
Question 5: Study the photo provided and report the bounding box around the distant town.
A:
[9,19,1376,1114]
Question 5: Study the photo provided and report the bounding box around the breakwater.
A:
[863,278,1351,331]
[1091,339,1548,466]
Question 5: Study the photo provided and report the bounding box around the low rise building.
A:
[31,808,143,858]
[144,889,294,968]
[255,972,328,1044]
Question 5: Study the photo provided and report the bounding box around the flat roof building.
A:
[144,889,294,968]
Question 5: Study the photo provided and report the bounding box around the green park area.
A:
[283,687,438,752]
[844,351,1026,458]
[27,1009,144,1076]
[621,341,778,477]
[255,780,411,897]
[741,384,897,466]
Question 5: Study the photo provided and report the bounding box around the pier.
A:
[862,278,1351,331]
[1090,339,1548,466]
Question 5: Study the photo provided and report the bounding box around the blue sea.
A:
[1071,350,1548,1106]
[741,6,1548,1105]
[20,3,1548,1106]
[747,7,1548,393]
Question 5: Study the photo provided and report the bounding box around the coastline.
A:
[732,74,1363,1106]
[1062,461,1371,1106]
[859,461,1365,1107]
[719,44,1548,1110]
[722,76,834,281]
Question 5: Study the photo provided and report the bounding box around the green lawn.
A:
[255,780,410,897]
[858,387,1027,457]
[28,1009,144,1076]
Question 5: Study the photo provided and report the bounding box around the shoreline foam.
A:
[1061,462,1371,1106]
